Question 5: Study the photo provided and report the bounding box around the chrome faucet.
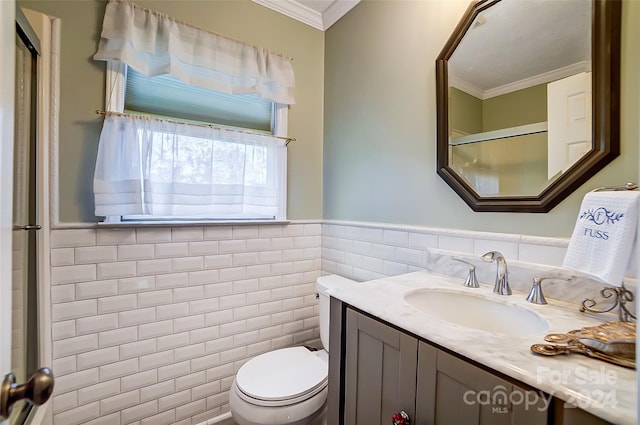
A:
[482,251,511,295]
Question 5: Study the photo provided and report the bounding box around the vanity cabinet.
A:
[329,302,612,425]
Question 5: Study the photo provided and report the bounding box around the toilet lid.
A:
[236,347,328,402]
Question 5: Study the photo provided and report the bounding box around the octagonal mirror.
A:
[436,0,621,212]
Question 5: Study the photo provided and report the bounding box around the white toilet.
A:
[229,275,354,425]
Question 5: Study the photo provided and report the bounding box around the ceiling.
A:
[254,0,590,95]
[448,0,591,100]
[253,0,360,31]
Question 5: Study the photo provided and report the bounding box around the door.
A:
[432,349,515,425]
[0,1,18,423]
[1,0,18,417]
[1,5,53,425]
[547,72,592,180]
[344,308,418,425]
[417,346,548,425]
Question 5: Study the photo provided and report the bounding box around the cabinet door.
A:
[438,349,513,425]
[344,308,418,425]
[554,400,613,425]
[417,344,547,425]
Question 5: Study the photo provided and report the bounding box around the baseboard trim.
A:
[196,411,234,425]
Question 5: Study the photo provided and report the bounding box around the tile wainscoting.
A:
[322,220,637,309]
[49,223,322,425]
[46,220,635,425]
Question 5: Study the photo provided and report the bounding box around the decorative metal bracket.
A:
[580,283,636,322]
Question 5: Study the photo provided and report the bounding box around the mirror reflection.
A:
[447,0,592,197]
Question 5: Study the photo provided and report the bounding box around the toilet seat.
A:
[235,347,328,407]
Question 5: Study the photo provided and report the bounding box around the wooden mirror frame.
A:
[436,0,621,213]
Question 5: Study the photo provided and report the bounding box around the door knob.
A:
[0,368,54,419]
[392,410,410,425]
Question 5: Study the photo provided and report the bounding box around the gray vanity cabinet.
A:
[343,308,418,425]
[329,302,614,425]
[337,306,547,425]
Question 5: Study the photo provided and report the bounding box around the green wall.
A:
[18,0,325,223]
[324,0,639,238]
[16,0,640,237]
[483,84,547,131]
[449,87,482,135]
[449,83,546,134]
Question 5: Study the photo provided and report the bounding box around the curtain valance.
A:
[94,113,286,218]
[93,1,296,104]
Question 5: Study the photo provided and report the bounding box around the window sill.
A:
[97,219,291,228]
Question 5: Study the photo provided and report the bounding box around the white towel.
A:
[563,191,640,286]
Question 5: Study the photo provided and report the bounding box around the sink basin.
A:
[403,289,548,337]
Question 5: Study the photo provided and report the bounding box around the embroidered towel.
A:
[563,191,640,286]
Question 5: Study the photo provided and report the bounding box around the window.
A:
[96,64,288,222]
[92,1,295,223]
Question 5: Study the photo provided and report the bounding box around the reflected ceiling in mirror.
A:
[449,0,591,98]
[436,0,621,212]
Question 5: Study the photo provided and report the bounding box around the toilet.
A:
[229,274,355,425]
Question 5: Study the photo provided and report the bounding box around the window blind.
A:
[125,68,273,131]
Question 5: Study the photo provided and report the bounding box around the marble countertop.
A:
[331,270,637,425]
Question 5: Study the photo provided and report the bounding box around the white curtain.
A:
[94,114,286,218]
[94,0,295,104]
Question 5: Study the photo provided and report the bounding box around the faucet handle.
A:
[526,276,571,305]
[453,259,479,288]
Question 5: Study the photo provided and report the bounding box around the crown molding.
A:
[253,0,324,30]
[451,61,592,100]
[484,61,591,99]
[322,1,359,29]
[448,74,484,99]
[253,0,360,31]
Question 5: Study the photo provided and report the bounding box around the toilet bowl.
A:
[229,275,355,425]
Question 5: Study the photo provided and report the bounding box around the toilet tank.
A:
[316,275,355,351]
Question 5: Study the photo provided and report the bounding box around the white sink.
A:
[403,289,549,337]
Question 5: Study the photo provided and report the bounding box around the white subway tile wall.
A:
[50,224,322,425]
[321,221,637,307]
[321,222,572,282]
[49,220,636,425]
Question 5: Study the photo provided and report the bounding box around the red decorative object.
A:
[391,410,410,425]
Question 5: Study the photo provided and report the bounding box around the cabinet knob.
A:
[391,410,410,425]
